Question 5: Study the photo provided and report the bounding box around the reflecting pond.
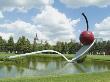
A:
[0,57,110,78]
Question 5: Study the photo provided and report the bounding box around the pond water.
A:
[0,57,110,78]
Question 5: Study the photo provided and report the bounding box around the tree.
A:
[0,36,7,52]
[63,42,68,54]
[24,39,31,53]
[105,40,110,55]
[53,41,62,53]
[32,39,37,52]
[43,41,51,50]
[16,36,31,54]
[68,40,76,54]
[7,36,14,53]
[16,37,22,53]
[60,42,66,54]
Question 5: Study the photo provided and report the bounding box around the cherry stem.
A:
[82,13,89,31]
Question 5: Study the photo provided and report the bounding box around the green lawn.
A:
[0,71,110,82]
[0,53,73,58]
[0,53,110,62]
[87,55,110,61]
[0,53,16,58]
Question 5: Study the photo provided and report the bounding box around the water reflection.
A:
[0,57,110,78]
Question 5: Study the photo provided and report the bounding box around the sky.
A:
[0,0,110,44]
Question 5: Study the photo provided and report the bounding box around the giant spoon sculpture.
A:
[9,13,95,63]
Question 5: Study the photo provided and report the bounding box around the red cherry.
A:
[80,31,94,45]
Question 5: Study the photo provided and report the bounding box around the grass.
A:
[0,53,16,58]
[0,52,109,61]
[0,53,74,64]
[0,53,73,58]
[0,53,110,64]
[87,55,110,61]
[0,53,110,62]
[0,71,110,82]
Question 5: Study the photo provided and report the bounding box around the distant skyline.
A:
[0,0,110,44]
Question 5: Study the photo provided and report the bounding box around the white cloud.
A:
[0,11,4,18]
[0,4,80,44]
[95,17,110,40]
[0,20,46,42]
[60,0,110,8]
[33,6,80,43]
[0,0,53,12]
[0,32,14,40]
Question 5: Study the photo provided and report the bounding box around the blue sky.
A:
[0,0,110,43]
